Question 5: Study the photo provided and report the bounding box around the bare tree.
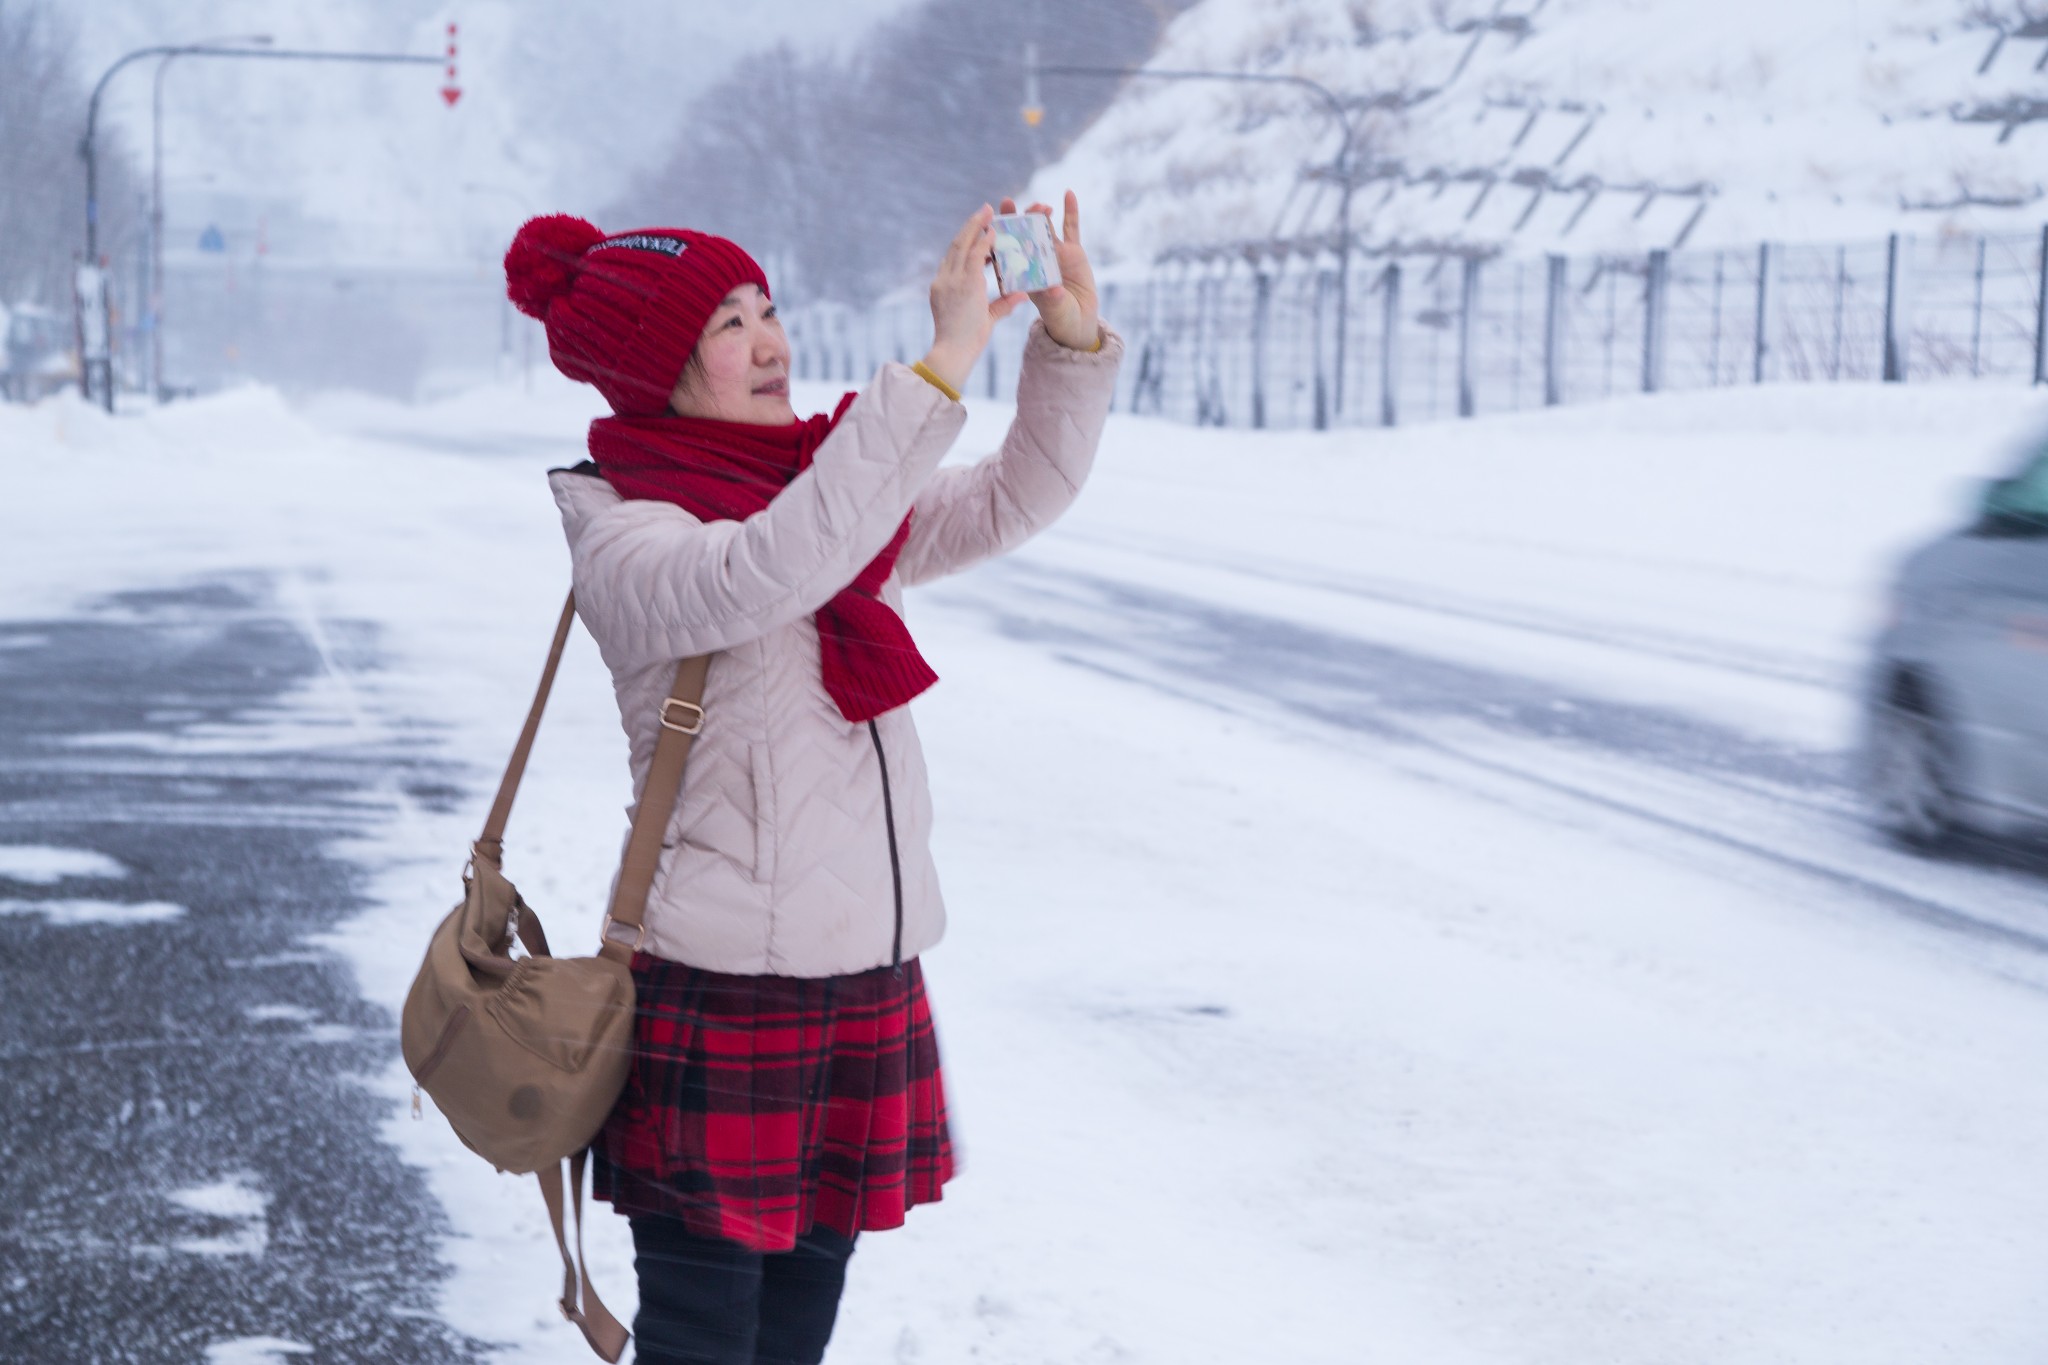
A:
[0,2,140,310]
[610,0,1192,305]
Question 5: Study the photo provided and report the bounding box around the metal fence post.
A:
[1970,237,1986,379]
[1381,262,1402,428]
[1543,254,1566,406]
[1883,232,1910,383]
[1312,269,1330,431]
[1196,274,1226,426]
[1251,271,1272,429]
[1511,260,1526,408]
[1101,283,1120,411]
[1457,256,1481,417]
[2034,224,2048,386]
[1709,251,1725,384]
[1830,246,1847,381]
[1602,266,1619,397]
[1642,249,1669,393]
[1753,242,1773,384]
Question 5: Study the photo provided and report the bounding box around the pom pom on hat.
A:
[504,214,604,320]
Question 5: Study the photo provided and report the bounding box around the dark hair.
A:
[664,348,708,416]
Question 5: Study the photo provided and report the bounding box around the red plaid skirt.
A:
[592,954,955,1253]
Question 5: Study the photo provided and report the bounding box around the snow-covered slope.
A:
[1034,0,2048,269]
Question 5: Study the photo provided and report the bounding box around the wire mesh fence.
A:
[787,226,2048,430]
[58,224,2045,414]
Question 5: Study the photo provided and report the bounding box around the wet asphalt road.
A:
[0,579,482,1365]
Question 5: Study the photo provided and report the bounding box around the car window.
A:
[1990,453,2048,522]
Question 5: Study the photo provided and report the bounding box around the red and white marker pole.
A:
[440,22,461,107]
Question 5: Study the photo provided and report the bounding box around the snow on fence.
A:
[786,226,2048,430]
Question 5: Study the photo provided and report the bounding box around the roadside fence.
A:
[785,226,2048,430]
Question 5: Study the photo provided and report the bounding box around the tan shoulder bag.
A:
[400,591,707,1363]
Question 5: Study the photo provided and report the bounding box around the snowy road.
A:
[938,546,2048,961]
[6,377,2048,1362]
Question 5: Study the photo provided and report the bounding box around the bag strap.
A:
[596,652,710,966]
[539,1150,629,1362]
[475,593,711,970]
[473,593,579,868]
[472,591,711,1362]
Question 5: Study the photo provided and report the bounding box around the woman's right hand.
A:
[921,204,1027,394]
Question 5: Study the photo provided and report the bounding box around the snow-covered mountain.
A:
[1031,0,2048,269]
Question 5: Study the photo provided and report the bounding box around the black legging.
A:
[628,1214,857,1365]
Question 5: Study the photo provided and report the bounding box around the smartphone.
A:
[989,212,1063,295]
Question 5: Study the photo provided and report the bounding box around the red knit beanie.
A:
[504,215,771,416]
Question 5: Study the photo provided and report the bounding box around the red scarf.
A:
[588,393,938,723]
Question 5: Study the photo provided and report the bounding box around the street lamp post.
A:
[151,36,274,402]
[1030,60,1361,417]
[81,41,445,410]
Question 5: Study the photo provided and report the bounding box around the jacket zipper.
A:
[867,720,905,969]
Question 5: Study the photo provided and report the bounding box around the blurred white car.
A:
[3,303,78,403]
[1861,430,2048,845]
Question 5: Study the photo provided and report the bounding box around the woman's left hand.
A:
[1000,190,1100,352]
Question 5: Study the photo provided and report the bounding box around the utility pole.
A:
[1028,56,1359,417]
[151,36,274,402]
[81,40,447,409]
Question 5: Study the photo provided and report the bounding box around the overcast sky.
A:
[70,0,920,262]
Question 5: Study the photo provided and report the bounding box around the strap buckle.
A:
[599,915,645,953]
[659,698,705,735]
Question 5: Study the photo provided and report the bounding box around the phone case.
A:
[990,212,1063,295]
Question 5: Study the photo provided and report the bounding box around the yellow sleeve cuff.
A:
[910,361,961,404]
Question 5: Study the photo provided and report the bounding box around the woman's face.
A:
[668,284,793,424]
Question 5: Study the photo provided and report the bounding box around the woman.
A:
[502,195,1120,1365]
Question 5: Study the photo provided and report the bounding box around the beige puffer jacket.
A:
[549,320,1122,976]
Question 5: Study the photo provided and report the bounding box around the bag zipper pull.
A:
[411,1085,423,1120]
